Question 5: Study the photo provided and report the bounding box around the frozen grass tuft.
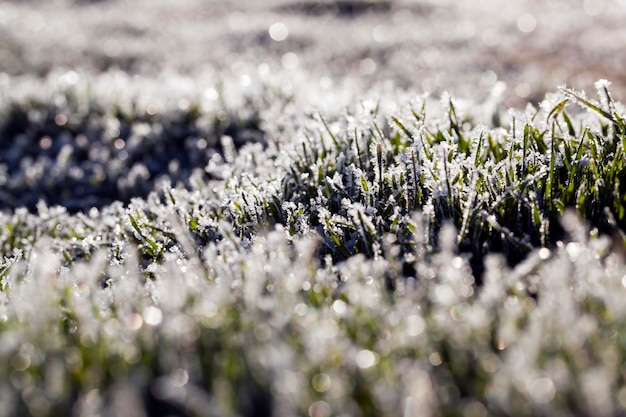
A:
[0,73,625,416]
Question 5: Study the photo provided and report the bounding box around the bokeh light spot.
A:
[429,352,442,366]
[481,28,499,46]
[515,82,531,98]
[128,313,143,331]
[358,58,377,75]
[311,373,332,392]
[372,24,389,43]
[40,136,52,150]
[55,114,67,126]
[114,138,125,150]
[281,52,299,69]
[517,13,537,33]
[308,401,331,417]
[269,22,289,41]
[405,314,425,337]
[143,306,163,326]
[355,349,378,369]
[332,299,347,316]
[171,368,189,387]
[528,378,555,403]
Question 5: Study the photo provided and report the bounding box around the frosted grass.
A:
[0,210,625,416]
[0,71,625,416]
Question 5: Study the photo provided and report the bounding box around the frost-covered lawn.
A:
[2,1,626,416]
[1,70,626,416]
[3,0,626,103]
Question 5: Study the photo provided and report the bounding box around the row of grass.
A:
[0,74,625,416]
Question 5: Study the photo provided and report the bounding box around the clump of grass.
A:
[0,75,625,417]
[224,81,626,280]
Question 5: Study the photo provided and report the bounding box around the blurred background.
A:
[1,0,625,106]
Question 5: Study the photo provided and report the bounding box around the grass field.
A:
[1,1,626,416]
